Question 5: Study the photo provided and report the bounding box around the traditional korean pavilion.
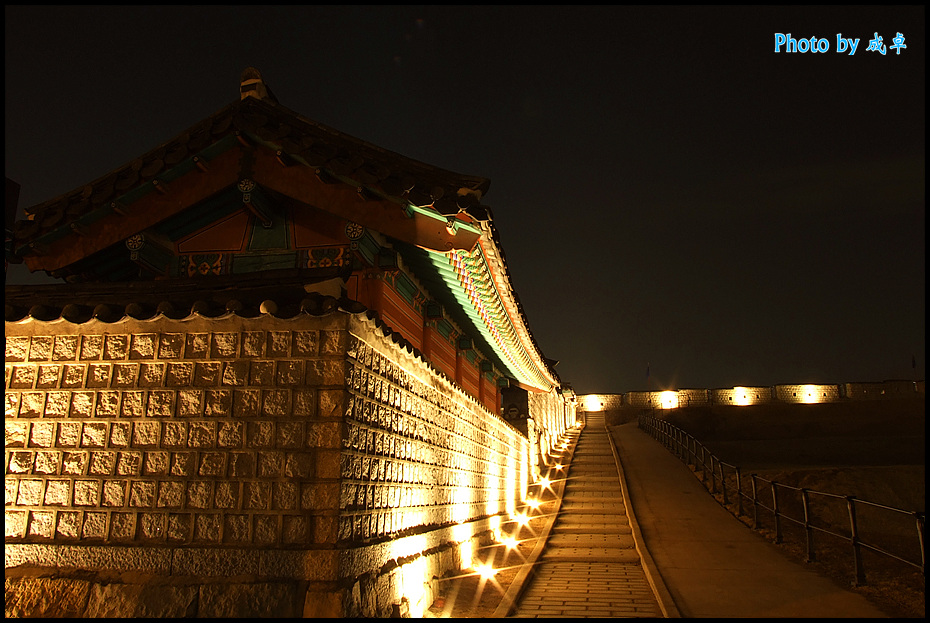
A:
[5,68,577,616]
[6,67,565,417]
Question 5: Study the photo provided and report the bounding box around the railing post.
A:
[915,512,925,576]
[709,455,717,494]
[772,482,782,544]
[847,496,866,586]
[801,488,815,562]
[751,474,759,529]
[719,461,728,505]
[701,445,707,484]
[735,467,742,516]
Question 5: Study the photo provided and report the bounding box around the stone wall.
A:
[5,309,540,617]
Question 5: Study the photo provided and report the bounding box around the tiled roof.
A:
[12,93,490,258]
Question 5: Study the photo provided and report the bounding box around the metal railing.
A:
[639,413,925,586]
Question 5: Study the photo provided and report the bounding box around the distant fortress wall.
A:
[580,379,923,412]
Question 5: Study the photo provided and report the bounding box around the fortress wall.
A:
[5,311,536,617]
[711,386,773,405]
[774,384,842,403]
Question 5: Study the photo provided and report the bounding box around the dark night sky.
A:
[5,6,925,393]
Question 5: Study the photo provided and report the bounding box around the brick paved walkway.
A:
[511,412,665,618]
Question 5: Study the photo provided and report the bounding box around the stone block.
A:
[199,582,298,617]
[138,511,166,540]
[249,360,274,385]
[61,451,88,476]
[170,452,196,477]
[142,451,169,476]
[35,365,60,388]
[293,390,316,416]
[20,392,46,417]
[86,363,111,388]
[293,330,319,356]
[307,421,342,449]
[69,391,94,417]
[157,481,184,508]
[246,421,273,448]
[5,336,29,362]
[60,364,86,388]
[4,576,92,617]
[8,451,34,474]
[177,389,203,416]
[267,331,291,358]
[82,511,107,538]
[28,336,53,361]
[158,333,185,359]
[241,331,265,357]
[167,513,192,541]
[214,481,239,509]
[321,330,347,356]
[95,391,120,417]
[193,361,221,386]
[6,420,28,447]
[203,389,231,416]
[43,391,70,417]
[318,389,345,419]
[112,363,140,387]
[80,335,104,361]
[115,452,142,476]
[28,510,55,538]
[104,334,130,360]
[273,481,298,510]
[198,452,225,476]
[52,335,80,361]
[223,513,250,543]
[84,582,197,618]
[162,421,188,448]
[244,481,271,510]
[81,422,108,448]
[283,515,309,543]
[276,360,304,386]
[120,391,146,417]
[194,513,220,542]
[185,333,209,359]
[261,389,290,416]
[129,333,157,360]
[131,421,160,447]
[145,390,174,416]
[73,479,100,506]
[138,363,165,387]
[129,481,156,507]
[284,452,314,479]
[165,362,193,386]
[211,332,239,358]
[88,451,116,475]
[102,480,128,506]
[110,512,136,540]
[33,450,61,475]
[43,479,70,505]
[254,515,278,544]
[233,389,260,417]
[109,422,131,447]
[275,421,303,448]
[221,361,248,386]
[257,451,284,478]
[6,391,21,418]
[186,481,212,509]
[56,510,82,538]
[216,421,242,448]
[315,449,341,479]
[188,421,216,448]
[228,452,255,477]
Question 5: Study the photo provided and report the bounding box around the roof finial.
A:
[240,67,278,103]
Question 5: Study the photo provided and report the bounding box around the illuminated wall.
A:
[774,384,841,404]
[711,386,773,406]
[4,309,543,617]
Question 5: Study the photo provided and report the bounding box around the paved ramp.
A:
[511,413,666,618]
